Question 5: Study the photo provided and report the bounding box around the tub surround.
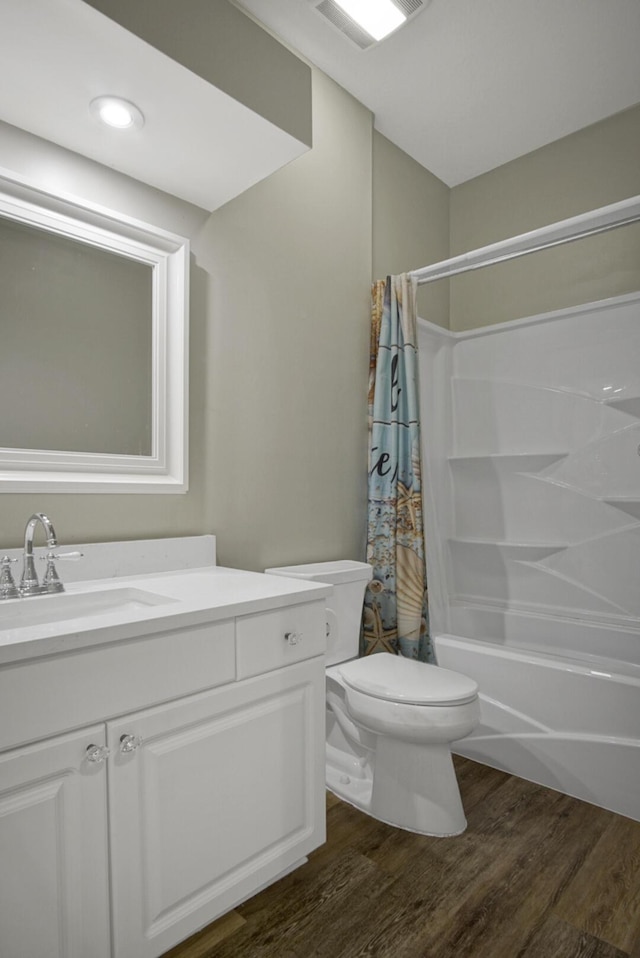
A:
[0,535,330,958]
[418,293,640,822]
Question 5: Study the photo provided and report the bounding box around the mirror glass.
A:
[0,216,153,456]
[0,172,189,493]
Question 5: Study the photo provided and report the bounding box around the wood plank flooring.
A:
[163,757,640,958]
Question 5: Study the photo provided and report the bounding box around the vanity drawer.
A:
[236,600,326,679]
[0,619,235,752]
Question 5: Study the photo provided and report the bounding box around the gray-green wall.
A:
[372,132,449,328]
[449,104,640,330]
[193,70,374,570]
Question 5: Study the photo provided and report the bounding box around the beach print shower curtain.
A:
[362,274,432,662]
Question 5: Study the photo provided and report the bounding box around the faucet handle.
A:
[0,556,20,600]
[39,551,83,594]
[39,551,84,561]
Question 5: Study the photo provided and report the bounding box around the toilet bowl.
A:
[265,560,479,836]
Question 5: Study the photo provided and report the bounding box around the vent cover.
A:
[309,0,428,50]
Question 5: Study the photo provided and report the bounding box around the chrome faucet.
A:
[0,514,82,600]
[20,512,61,596]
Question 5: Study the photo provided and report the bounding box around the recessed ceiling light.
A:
[331,0,406,41]
[90,96,145,130]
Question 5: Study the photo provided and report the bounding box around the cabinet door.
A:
[108,657,325,958]
[0,726,110,958]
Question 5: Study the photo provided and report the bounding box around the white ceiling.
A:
[0,0,308,210]
[235,0,640,186]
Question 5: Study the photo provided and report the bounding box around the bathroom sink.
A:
[0,587,174,631]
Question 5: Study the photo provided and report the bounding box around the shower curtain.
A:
[362,274,432,662]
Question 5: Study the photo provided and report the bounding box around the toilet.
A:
[265,560,479,837]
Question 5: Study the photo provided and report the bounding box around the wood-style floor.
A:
[163,757,640,958]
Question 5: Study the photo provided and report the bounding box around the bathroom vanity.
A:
[0,537,330,958]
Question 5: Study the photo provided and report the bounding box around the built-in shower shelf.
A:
[603,498,640,520]
[448,452,568,470]
[448,538,567,560]
[605,396,640,418]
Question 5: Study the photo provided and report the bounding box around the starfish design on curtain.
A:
[362,598,398,655]
[397,479,423,536]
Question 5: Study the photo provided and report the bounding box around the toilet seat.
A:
[338,652,478,706]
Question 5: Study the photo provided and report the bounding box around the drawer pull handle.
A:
[284,631,303,646]
[119,733,142,754]
[85,744,110,765]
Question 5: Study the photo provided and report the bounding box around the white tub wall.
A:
[421,292,640,639]
[449,604,640,667]
[450,454,630,546]
[451,378,629,458]
[452,293,640,396]
[416,320,455,638]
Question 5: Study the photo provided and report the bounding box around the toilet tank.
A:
[265,561,373,666]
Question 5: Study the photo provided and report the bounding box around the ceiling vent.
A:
[309,0,428,50]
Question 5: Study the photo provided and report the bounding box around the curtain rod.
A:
[409,194,640,286]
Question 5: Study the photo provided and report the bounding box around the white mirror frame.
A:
[0,170,189,493]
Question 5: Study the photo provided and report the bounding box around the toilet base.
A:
[372,736,467,836]
[326,761,373,810]
[326,738,468,837]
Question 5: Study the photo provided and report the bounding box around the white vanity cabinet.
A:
[0,725,111,958]
[0,596,327,958]
[109,657,324,957]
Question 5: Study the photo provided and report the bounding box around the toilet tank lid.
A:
[265,560,373,585]
[339,652,479,706]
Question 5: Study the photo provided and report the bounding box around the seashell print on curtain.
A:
[362,274,432,662]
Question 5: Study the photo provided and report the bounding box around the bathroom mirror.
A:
[0,171,189,493]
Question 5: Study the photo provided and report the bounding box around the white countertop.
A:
[0,565,331,666]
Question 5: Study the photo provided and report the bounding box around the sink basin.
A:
[0,587,174,630]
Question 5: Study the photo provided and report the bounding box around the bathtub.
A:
[434,612,640,822]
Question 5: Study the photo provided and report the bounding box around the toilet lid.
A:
[338,653,478,706]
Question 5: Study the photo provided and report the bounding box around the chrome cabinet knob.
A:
[119,733,142,754]
[284,631,303,646]
[85,744,110,765]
